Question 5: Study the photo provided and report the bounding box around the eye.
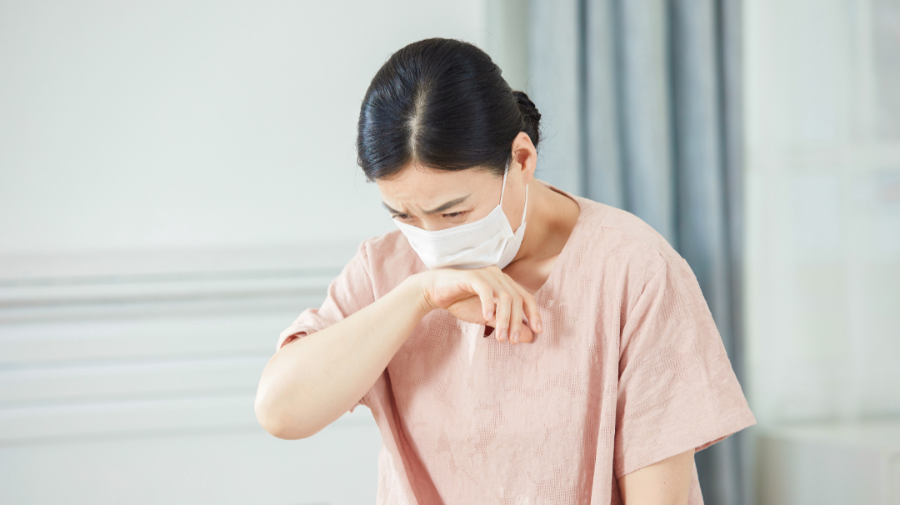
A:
[443,211,466,219]
[391,213,412,221]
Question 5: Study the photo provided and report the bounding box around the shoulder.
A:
[575,197,681,268]
[565,196,701,321]
[570,196,680,278]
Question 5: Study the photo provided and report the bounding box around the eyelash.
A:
[392,211,466,220]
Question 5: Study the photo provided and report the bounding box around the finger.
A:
[508,277,542,334]
[494,289,512,342]
[466,276,497,322]
[496,276,525,344]
[515,323,535,343]
[472,273,512,331]
[473,272,509,324]
[485,268,522,344]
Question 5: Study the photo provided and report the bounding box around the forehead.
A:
[376,164,498,208]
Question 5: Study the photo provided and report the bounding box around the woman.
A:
[255,38,756,504]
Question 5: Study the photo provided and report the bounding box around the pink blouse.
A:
[278,181,756,504]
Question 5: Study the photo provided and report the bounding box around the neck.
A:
[509,180,579,267]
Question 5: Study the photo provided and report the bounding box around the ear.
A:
[510,131,537,186]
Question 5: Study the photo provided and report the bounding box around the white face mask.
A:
[394,160,529,270]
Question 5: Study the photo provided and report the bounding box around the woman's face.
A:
[376,162,525,232]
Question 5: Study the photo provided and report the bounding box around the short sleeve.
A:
[276,241,377,412]
[613,255,757,479]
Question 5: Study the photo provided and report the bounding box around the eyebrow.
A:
[382,195,471,215]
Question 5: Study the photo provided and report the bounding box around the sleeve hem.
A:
[349,387,374,413]
[616,415,757,479]
[277,328,311,351]
[694,415,757,453]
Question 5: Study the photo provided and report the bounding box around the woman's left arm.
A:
[617,448,694,505]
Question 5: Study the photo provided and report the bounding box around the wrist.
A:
[400,272,435,318]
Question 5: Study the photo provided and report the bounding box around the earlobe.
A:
[521,164,534,187]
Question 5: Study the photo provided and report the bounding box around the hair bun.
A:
[512,90,541,146]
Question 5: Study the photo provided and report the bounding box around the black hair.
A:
[356,37,541,181]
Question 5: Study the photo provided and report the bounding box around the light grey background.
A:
[0,1,527,504]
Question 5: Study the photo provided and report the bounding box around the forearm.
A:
[255,274,429,439]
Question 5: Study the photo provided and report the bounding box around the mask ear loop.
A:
[520,181,529,225]
[499,157,510,205]
[499,157,528,227]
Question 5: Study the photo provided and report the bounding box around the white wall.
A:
[744,0,900,502]
[744,0,900,426]
[0,0,488,257]
[0,2,498,504]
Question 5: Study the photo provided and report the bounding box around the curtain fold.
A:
[528,1,748,504]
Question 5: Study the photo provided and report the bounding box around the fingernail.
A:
[512,332,519,344]
[499,329,507,342]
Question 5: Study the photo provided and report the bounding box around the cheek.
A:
[502,191,526,224]
[466,206,494,223]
